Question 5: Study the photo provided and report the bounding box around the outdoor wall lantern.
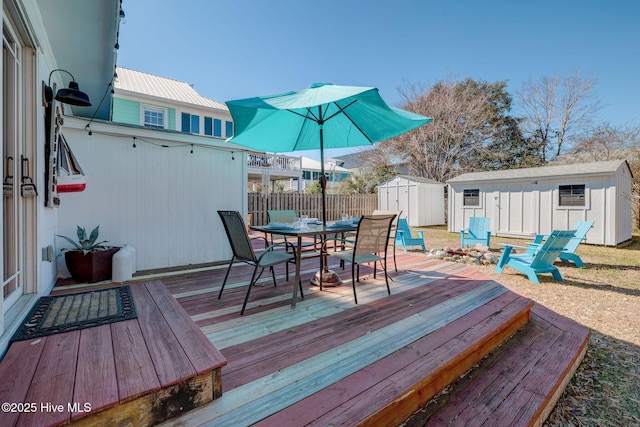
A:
[44,69,92,107]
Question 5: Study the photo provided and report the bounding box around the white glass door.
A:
[2,21,24,313]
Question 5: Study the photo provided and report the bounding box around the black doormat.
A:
[12,286,137,342]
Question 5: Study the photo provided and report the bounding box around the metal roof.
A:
[114,67,228,111]
[447,160,629,183]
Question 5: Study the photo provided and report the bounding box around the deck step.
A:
[403,304,591,426]
[241,285,535,426]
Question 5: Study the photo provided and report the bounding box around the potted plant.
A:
[58,225,119,283]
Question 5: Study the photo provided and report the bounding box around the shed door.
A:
[386,184,400,213]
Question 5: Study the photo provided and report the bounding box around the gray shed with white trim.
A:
[377,176,446,227]
[446,160,633,246]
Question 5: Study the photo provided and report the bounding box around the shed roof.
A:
[447,160,630,184]
[381,175,444,185]
[114,67,227,111]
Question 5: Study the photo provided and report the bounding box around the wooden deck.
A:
[157,249,589,426]
[0,281,226,427]
[0,244,590,426]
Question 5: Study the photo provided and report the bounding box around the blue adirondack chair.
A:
[460,217,491,247]
[495,230,576,284]
[527,221,594,267]
[395,218,426,252]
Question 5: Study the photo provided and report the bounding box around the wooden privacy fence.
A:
[248,192,378,226]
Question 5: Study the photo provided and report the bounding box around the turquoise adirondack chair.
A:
[460,217,491,247]
[527,221,594,267]
[395,218,426,252]
[495,229,576,284]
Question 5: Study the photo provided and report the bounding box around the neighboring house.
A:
[112,66,234,138]
[1,0,121,354]
[247,151,303,192]
[298,156,352,192]
[254,155,352,193]
[331,150,412,176]
[447,160,633,246]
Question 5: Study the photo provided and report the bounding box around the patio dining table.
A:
[251,221,358,308]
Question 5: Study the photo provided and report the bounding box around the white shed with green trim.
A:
[446,160,633,246]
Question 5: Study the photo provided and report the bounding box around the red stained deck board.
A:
[425,320,561,425]
[0,337,47,427]
[18,331,80,427]
[492,322,590,425]
[128,284,196,387]
[110,319,161,401]
[415,304,590,427]
[73,325,118,416]
[222,265,485,368]
[256,292,533,426]
[309,297,533,427]
[221,275,491,390]
[143,280,226,374]
[220,271,480,361]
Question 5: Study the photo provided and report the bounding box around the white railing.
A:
[247,152,302,172]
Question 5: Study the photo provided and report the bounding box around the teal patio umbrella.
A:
[226,83,432,224]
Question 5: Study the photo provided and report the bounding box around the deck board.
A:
[414,305,591,426]
[19,331,80,426]
[110,319,161,401]
[258,292,533,426]
[74,325,118,416]
[129,284,197,387]
[143,280,226,375]
[0,337,47,427]
[0,281,225,427]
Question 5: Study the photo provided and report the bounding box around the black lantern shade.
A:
[46,69,92,107]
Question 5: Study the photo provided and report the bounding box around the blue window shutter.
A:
[204,117,213,135]
[191,115,200,134]
[213,119,222,137]
[181,113,190,132]
[225,121,233,137]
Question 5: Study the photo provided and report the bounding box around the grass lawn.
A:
[413,225,640,426]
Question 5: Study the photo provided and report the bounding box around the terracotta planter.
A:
[64,247,119,283]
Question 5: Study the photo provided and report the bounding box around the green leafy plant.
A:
[57,225,109,255]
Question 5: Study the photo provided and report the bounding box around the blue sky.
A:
[117,0,639,158]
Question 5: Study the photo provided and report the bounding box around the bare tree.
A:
[517,69,602,161]
[570,123,640,161]
[383,78,516,182]
[560,123,640,229]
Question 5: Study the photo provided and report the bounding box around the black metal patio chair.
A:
[325,214,396,304]
[217,210,302,315]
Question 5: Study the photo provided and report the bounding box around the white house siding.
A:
[57,118,246,273]
[447,161,633,246]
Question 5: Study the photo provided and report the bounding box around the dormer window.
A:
[142,105,166,129]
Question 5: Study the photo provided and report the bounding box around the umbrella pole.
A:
[319,124,327,226]
[311,123,343,288]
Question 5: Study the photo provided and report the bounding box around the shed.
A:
[446,160,633,246]
[377,176,446,227]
